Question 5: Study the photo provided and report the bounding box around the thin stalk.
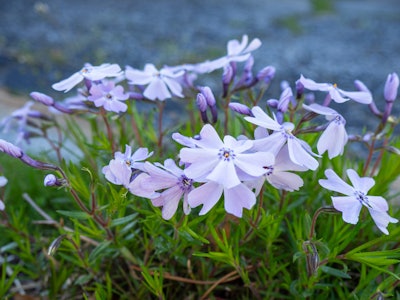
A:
[157,101,166,156]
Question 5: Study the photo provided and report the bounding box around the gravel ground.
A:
[0,0,400,124]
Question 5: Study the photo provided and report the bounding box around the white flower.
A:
[52,63,122,93]
[125,64,184,101]
[303,103,348,158]
[319,169,398,234]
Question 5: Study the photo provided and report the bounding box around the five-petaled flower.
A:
[177,124,274,217]
[102,145,152,188]
[319,169,398,234]
[125,64,184,101]
[129,159,192,220]
[88,81,129,113]
[303,103,348,159]
[52,63,123,93]
[297,74,372,104]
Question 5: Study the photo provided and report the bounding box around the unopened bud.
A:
[257,66,276,84]
[384,72,399,102]
[30,92,55,106]
[267,99,279,108]
[0,139,23,158]
[229,102,253,116]
[44,174,61,186]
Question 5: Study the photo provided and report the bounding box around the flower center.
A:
[80,67,91,74]
[178,175,193,192]
[354,190,372,208]
[333,114,345,125]
[263,165,274,176]
[105,93,113,100]
[218,148,235,161]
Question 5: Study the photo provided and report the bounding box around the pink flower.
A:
[319,169,398,234]
[88,81,129,113]
[52,63,122,93]
[125,64,184,101]
[303,103,348,158]
[298,75,372,104]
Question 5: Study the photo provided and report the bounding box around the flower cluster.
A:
[1,35,398,235]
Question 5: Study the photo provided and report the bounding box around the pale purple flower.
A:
[244,106,319,170]
[188,181,256,217]
[303,103,348,158]
[298,75,372,104]
[52,63,122,93]
[125,64,184,101]
[179,124,274,189]
[256,65,276,84]
[319,169,398,234]
[88,81,129,113]
[202,35,261,73]
[246,145,307,193]
[0,176,7,210]
[171,35,262,74]
[129,159,192,220]
[102,145,152,188]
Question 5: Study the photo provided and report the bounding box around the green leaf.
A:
[56,210,90,219]
[110,213,138,227]
[320,265,351,279]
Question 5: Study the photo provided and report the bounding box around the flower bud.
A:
[267,99,279,109]
[30,92,55,106]
[228,102,253,116]
[256,66,275,84]
[384,72,399,102]
[196,93,209,123]
[44,174,58,186]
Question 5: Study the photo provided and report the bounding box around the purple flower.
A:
[125,64,184,101]
[102,145,152,188]
[384,72,399,102]
[303,103,348,158]
[179,124,274,189]
[129,159,192,220]
[188,181,256,217]
[298,75,372,104]
[246,145,307,193]
[244,106,319,170]
[319,169,398,234]
[52,63,122,93]
[88,81,129,113]
[0,176,8,210]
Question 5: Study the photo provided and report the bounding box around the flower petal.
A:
[346,169,375,193]
[188,181,223,215]
[143,78,171,100]
[52,72,83,93]
[267,171,304,191]
[332,196,362,224]
[368,208,398,235]
[151,186,183,220]
[207,160,240,189]
[319,169,354,195]
[287,138,318,170]
[224,184,256,217]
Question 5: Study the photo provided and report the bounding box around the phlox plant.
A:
[0,35,400,299]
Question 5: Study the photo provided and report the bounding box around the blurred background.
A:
[0,0,400,122]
